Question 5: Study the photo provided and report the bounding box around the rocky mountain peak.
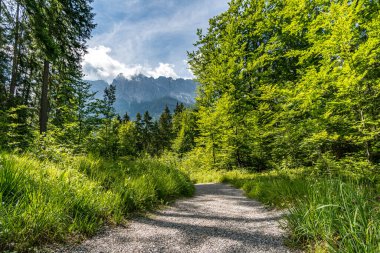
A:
[87,75,197,118]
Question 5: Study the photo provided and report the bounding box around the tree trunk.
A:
[39,60,49,134]
[0,0,8,106]
[23,63,33,105]
[9,3,20,98]
[0,0,2,20]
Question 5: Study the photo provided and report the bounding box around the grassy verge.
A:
[168,152,380,252]
[0,153,194,252]
[220,169,380,252]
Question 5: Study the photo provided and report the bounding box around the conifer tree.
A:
[158,105,173,152]
[123,112,130,122]
[142,111,153,152]
[135,112,144,153]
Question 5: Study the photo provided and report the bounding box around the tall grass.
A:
[223,169,308,208]
[0,153,194,252]
[222,169,380,252]
[287,179,380,252]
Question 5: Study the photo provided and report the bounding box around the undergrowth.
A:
[0,153,194,252]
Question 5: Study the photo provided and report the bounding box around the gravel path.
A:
[60,183,293,253]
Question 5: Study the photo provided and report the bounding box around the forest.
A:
[0,0,379,252]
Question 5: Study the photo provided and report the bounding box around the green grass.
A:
[0,153,194,252]
[287,179,380,252]
[222,169,308,208]
[220,169,380,252]
[168,151,380,252]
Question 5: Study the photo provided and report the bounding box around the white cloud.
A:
[82,46,179,82]
[147,63,178,79]
[89,0,229,79]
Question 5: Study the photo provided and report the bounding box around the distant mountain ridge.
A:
[86,74,197,118]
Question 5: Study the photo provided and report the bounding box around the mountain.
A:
[86,74,197,118]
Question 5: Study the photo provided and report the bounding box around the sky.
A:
[82,0,230,82]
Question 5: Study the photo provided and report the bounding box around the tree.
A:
[118,120,138,157]
[142,111,153,152]
[102,84,116,120]
[173,102,185,135]
[123,112,130,122]
[150,121,161,156]
[174,102,185,115]
[173,109,198,155]
[188,0,380,169]
[0,0,11,110]
[86,117,120,157]
[0,0,99,153]
[9,2,20,101]
[158,105,173,152]
[100,84,117,155]
[20,0,95,133]
[134,112,144,153]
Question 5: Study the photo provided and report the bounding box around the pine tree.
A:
[20,0,95,133]
[102,84,116,120]
[150,121,161,156]
[158,105,173,152]
[123,112,130,122]
[142,111,153,152]
[135,112,144,153]
[173,102,185,135]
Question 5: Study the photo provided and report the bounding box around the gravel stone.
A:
[58,183,295,253]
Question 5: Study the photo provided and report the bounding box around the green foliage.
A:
[172,108,198,155]
[0,153,194,252]
[2,0,380,252]
[102,84,117,120]
[0,105,34,151]
[118,121,138,157]
[0,0,96,149]
[85,117,121,158]
[141,111,153,152]
[29,131,74,162]
[188,0,380,169]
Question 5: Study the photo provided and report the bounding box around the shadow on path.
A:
[60,183,292,253]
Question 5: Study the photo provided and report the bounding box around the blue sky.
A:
[82,0,229,82]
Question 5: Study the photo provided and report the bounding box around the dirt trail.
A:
[59,183,293,253]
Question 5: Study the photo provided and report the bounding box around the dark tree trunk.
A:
[0,0,8,107]
[39,60,49,133]
[9,3,20,98]
[23,64,33,105]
